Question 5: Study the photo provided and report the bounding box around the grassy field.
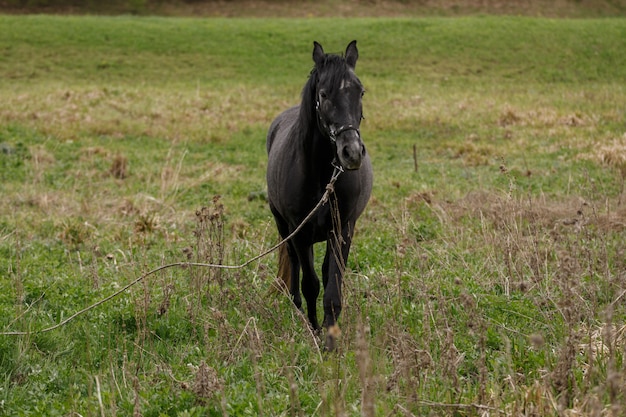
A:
[1,14,626,416]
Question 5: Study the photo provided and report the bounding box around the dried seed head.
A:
[530,333,545,349]
[192,361,222,404]
[182,246,193,260]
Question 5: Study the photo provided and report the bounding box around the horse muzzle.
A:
[336,129,366,170]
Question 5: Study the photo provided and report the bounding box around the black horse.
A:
[266,40,373,350]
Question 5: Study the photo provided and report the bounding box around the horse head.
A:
[313,40,366,171]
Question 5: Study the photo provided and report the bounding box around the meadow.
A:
[1,13,626,416]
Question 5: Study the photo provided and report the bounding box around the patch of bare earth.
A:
[172,0,626,18]
[3,0,626,17]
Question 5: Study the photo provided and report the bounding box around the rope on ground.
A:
[0,170,341,336]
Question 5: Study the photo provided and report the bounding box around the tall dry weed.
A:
[356,319,375,417]
[191,360,224,408]
[193,195,226,289]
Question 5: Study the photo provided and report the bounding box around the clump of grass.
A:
[110,153,128,179]
[593,137,626,204]
[59,217,91,248]
[133,212,160,234]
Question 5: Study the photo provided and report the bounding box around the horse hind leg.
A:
[295,243,321,331]
[284,241,303,311]
[270,209,303,309]
[277,243,291,292]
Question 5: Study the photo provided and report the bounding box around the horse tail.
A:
[277,243,291,292]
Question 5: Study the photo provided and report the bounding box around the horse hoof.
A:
[325,325,341,352]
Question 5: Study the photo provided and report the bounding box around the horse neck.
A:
[295,105,334,179]
[294,74,335,178]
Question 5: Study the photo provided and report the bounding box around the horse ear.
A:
[345,40,358,69]
[313,41,325,67]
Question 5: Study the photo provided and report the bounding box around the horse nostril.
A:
[342,147,351,160]
[361,144,366,156]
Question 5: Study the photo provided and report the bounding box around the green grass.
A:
[1,14,626,416]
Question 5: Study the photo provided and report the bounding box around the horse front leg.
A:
[322,228,352,351]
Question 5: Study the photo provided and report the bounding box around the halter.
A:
[329,124,360,143]
[315,100,361,144]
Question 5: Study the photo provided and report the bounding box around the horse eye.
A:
[319,90,328,100]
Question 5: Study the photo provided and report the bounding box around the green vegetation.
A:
[1,14,626,416]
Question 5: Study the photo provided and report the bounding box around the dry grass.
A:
[588,136,626,177]
[339,173,626,414]
[4,83,626,415]
[0,85,288,142]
